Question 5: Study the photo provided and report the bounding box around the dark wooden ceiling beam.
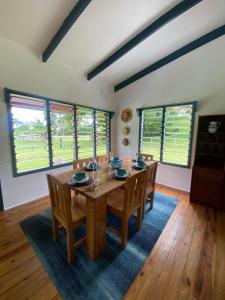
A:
[87,0,202,80]
[114,24,225,92]
[42,0,92,62]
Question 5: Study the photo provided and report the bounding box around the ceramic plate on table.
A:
[132,163,146,170]
[112,174,127,180]
[113,168,128,179]
[68,175,90,186]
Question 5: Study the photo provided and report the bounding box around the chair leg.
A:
[121,217,128,248]
[66,228,74,263]
[136,208,142,229]
[141,199,146,220]
[52,217,59,241]
[150,191,154,209]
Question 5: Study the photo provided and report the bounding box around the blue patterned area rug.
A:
[20,192,178,300]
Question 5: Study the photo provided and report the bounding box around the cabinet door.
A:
[222,182,225,211]
[190,166,224,209]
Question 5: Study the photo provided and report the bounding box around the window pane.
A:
[77,107,94,159]
[163,104,193,166]
[50,102,74,165]
[141,108,163,160]
[96,111,109,156]
[10,95,49,173]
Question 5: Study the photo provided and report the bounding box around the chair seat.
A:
[107,190,124,213]
[71,194,86,222]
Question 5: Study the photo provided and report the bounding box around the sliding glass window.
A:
[5,89,113,176]
[139,102,196,167]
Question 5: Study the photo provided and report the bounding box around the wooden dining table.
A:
[55,160,155,260]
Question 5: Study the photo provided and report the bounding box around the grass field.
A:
[14,134,189,173]
[15,136,106,173]
[142,136,189,165]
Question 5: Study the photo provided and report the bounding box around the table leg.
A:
[86,195,107,260]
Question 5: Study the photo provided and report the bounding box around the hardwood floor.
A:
[0,185,224,300]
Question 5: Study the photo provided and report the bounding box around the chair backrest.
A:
[124,170,147,212]
[96,154,109,163]
[146,162,158,189]
[47,174,72,223]
[73,157,93,169]
[138,152,154,161]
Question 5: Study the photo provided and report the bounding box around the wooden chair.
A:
[107,170,147,248]
[137,152,154,161]
[96,154,109,163]
[47,174,86,263]
[143,162,158,216]
[72,157,93,169]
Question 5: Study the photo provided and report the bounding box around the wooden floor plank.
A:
[28,281,60,300]
[0,186,224,300]
[125,186,225,300]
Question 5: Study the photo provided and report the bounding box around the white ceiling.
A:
[0,0,76,52]
[0,0,225,89]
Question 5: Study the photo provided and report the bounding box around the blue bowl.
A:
[136,156,145,162]
[136,161,146,169]
[111,157,120,162]
[110,160,122,169]
[73,172,87,181]
[115,168,127,177]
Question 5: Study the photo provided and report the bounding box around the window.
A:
[76,106,94,159]
[50,102,74,165]
[10,95,49,173]
[96,110,110,156]
[76,107,111,159]
[139,102,196,167]
[5,89,113,176]
[141,108,163,161]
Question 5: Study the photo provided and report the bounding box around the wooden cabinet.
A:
[190,115,225,211]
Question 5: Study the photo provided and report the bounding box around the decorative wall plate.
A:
[122,138,129,146]
[121,108,132,122]
[123,126,130,135]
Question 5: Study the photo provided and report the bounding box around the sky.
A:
[12,107,45,123]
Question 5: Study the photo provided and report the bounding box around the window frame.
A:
[137,101,197,168]
[4,88,114,177]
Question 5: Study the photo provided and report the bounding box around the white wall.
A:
[113,36,225,192]
[0,37,115,209]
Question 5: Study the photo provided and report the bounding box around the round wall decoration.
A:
[121,108,132,123]
[122,138,129,146]
[122,126,130,135]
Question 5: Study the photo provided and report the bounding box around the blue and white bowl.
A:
[110,159,122,169]
[114,168,128,178]
[136,156,145,162]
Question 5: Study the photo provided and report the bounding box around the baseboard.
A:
[5,195,49,211]
[156,182,190,194]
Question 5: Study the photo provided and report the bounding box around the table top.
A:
[55,160,155,200]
